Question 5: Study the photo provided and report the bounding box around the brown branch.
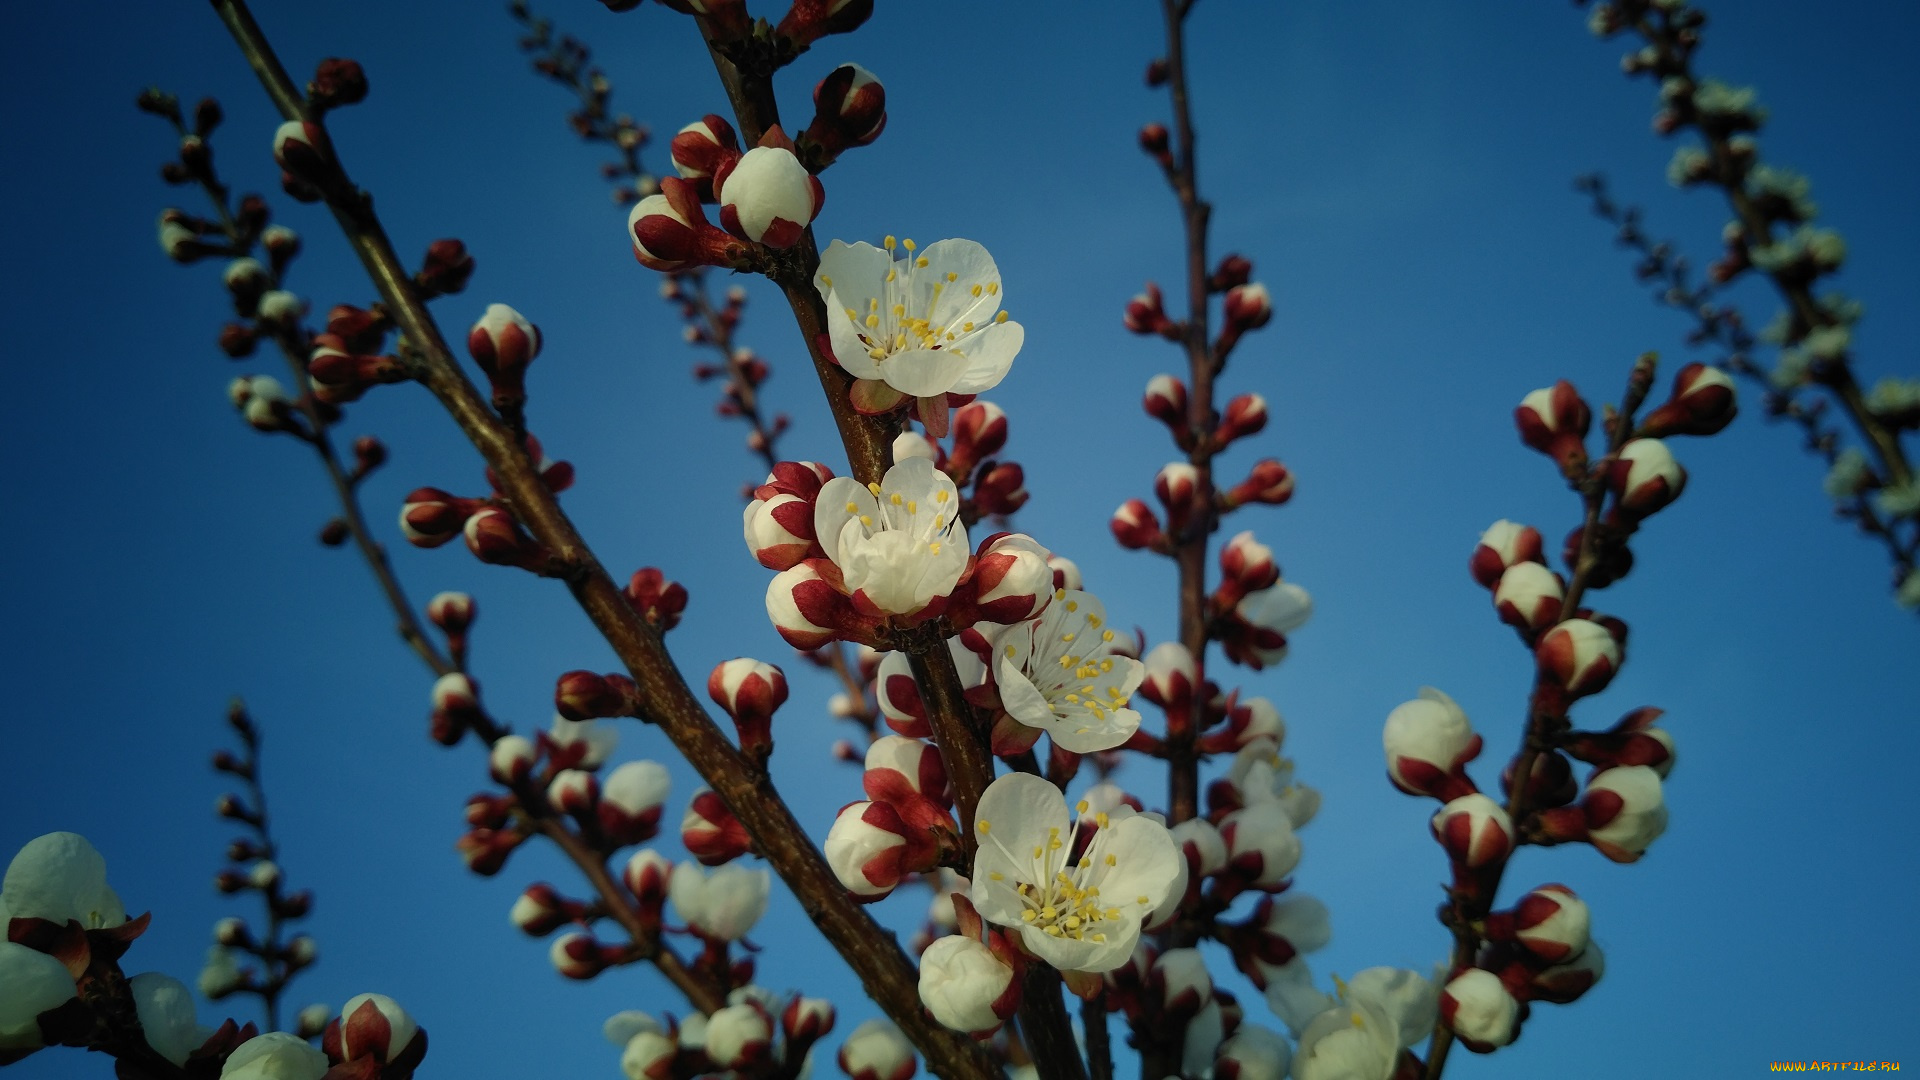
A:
[205,4,995,1075]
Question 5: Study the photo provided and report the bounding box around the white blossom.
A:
[969,773,1180,974]
[813,457,969,617]
[129,972,202,1067]
[815,236,1023,406]
[989,589,1147,753]
[0,941,76,1051]
[668,862,769,941]
[2,832,127,929]
[219,1032,329,1080]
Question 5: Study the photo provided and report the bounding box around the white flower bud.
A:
[1215,1024,1291,1080]
[338,993,418,1063]
[1440,968,1520,1049]
[219,1032,329,1080]
[129,973,200,1067]
[918,935,1017,1035]
[620,1030,678,1080]
[1536,618,1622,697]
[488,734,538,785]
[837,1018,916,1080]
[0,942,77,1052]
[1220,801,1300,888]
[1432,794,1515,869]
[668,862,769,941]
[1585,765,1669,862]
[718,145,822,249]
[704,1002,773,1070]
[1169,817,1228,878]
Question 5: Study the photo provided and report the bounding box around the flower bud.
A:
[775,0,874,47]
[669,861,770,942]
[1153,948,1214,1021]
[1493,562,1565,636]
[549,930,608,980]
[255,290,307,328]
[306,335,405,404]
[271,120,334,190]
[1144,373,1189,430]
[805,63,887,157]
[837,1018,916,1080]
[624,567,689,631]
[1432,793,1514,870]
[1155,462,1205,535]
[620,1030,678,1080]
[1218,530,1280,601]
[681,789,751,865]
[1217,284,1273,355]
[873,650,932,738]
[1581,765,1668,862]
[468,303,541,397]
[457,828,522,875]
[1640,362,1737,437]
[1221,583,1312,671]
[224,257,269,306]
[511,882,582,937]
[716,137,823,250]
[1536,618,1622,698]
[918,935,1019,1036]
[824,800,923,902]
[426,591,476,636]
[398,487,473,548]
[1224,459,1294,508]
[1515,381,1592,472]
[545,716,618,771]
[947,400,1008,474]
[765,561,855,650]
[1531,942,1605,1004]
[1215,1025,1291,1080]
[669,114,741,197]
[1469,520,1545,589]
[1111,498,1166,550]
[1564,706,1675,777]
[628,178,737,271]
[1439,969,1520,1051]
[601,761,671,846]
[620,848,675,911]
[550,769,600,818]
[783,996,837,1045]
[958,532,1053,625]
[1138,641,1199,720]
[1382,688,1481,800]
[1139,122,1172,165]
[863,735,953,810]
[1492,884,1591,964]
[708,658,789,759]
[1609,438,1687,517]
[309,57,368,110]
[705,1002,774,1070]
[1048,554,1083,592]
[1220,801,1301,890]
[464,506,539,567]
[338,993,419,1064]
[488,735,537,786]
[892,431,938,463]
[1215,393,1268,445]
[1125,283,1178,338]
[416,238,475,296]
[972,463,1028,517]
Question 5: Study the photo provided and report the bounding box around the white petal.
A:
[947,320,1023,395]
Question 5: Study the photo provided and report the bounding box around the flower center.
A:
[976,807,1156,944]
[1004,591,1133,732]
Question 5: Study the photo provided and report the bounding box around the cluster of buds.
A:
[399,438,573,571]
[824,736,958,902]
[635,126,822,269]
[800,64,887,169]
[1437,882,1605,1051]
[1206,531,1312,670]
[307,332,406,404]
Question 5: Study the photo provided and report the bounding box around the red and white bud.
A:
[487,730,541,780]
[1170,817,1228,879]
[463,506,538,567]
[669,114,741,193]
[961,533,1053,625]
[1537,618,1622,698]
[1439,969,1520,1051]
[1110,498,1165,550]
[431,673,478,724]
[743,492,819,571]
[628,178,737,271]
[159,211,209,262]
[223,257,268,303]
[1640,362,1737,438]
[1220,801,1301,890]
[1223,583,1312,671]
[1493,562,1566,636]
[624,567,689,631]
[1492,884,1591,964]
[783,996,837,1045]
[765,562,849,650]
[775,0,874,48]
[1219,530,1280,599]
[549,769,600,817]
[1565,706,1676,777]
[681,789,751,865]
[467,303,541,392]
[271,120,333,189]
[549,930,608,980]
[1582,765,1669,862]
[1144,373,1188,428]
[874,650,932,738]
[1609,438,1687,517]
[837,1018,916,1080]
[1224,459,1294,507]
[1531,942,1605,1004]
[511,882,582,937]
[398,487,475,548]
[824,800,921,902]
[1218,696,1286,751]
[1140,641,1199,713]
[426,591,476,636]
[1215,1025,1292,1080]
[805,63,887,156]
[716,139,822,250]
[1125,283,1178,338]
[1155,462,1206,534]
[619,1030,678,1080]
[338,993,419,1064]
[1432,794,1514,869]
[1223,283,1273,330]
[948,400,1008,475]
[1153,948,1214,1020]
[863,735,952,809]
[555,670,640,722]
[892,430,938,463]
[546,715,619,771]
[918,934,1018,1036]
[704,1002,774,1071]
[416,238,475,296]
[600,761,671,845]
[1469,519,1546,589]
[307,336,405,404]
[1237,894,1333,979]
[1048,554,1083,592]
[972,462,1028,517]
[1515,381,1592,471]
[255,290,307,327]
[456,828,522,875]
[621,848,674,909]
[708,658,788,758]
[1215,393,1268,445]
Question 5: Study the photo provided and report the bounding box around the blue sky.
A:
[3,1,1916,1078]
